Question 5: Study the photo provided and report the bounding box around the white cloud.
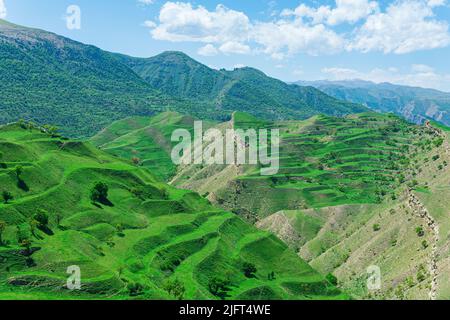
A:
[252,20,345,57]
[143,20,157,28]
[0,0,7,19]
[219,41,251,55]
[350,0,450,54]
[197,44,218,56]
[427,0,446,7]
[138,0,155,5]
[145,1,450,58]
[151,2,250,43]
[321,65,450,91]
[283,0,379,26]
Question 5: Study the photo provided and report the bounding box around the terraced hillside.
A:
[172,112,420,217]
[0,123,346,300]
[95,111,450,299]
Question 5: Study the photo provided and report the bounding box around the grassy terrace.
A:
[0,123,345,300]
[216,112,420,218]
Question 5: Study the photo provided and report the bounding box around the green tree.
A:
[91,182,109,204]
[127,282,144,297]
[34,210,49,228]
[242,262,257,278]
[15,165,23,178]
[163,279,186,300]
[0,220,6,245]
[208,277,230,299]
[326,273,338,286]
[416,226,425,237]
[2,191,13,204]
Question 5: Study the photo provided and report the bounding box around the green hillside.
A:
[0,123,346,300]
[0,19,191,138]
[95,111,450,299]
[116,51,369,121]
[0,20,368,139]
[91,112,217,181]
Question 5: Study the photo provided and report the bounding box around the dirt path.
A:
[406,190,439,300]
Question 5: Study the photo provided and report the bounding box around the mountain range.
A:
[1,19,450,301]
[296,80,450,126]
[0,19,366,138]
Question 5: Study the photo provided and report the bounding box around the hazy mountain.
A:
[296,80,450,126]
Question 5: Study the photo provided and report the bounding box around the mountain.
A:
[95,111,450,299]
[296,80,450,126]
[0,19,368,139]
[115,51,369,121]
[0,122,346,300]
[0,19,189,138]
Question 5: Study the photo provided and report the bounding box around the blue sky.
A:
[2,0,450,91]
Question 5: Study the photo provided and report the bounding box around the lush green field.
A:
[0,123,346,300]
[94,111,450,300]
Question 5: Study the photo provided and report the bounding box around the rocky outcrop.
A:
[406,190,440,300]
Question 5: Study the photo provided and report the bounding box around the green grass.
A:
[0,123,346,300]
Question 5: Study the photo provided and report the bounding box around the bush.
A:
[163,279,185,300]
[127,282,144,296]
[416,226,425,237]
[91,182,110,205]
[208,277,230,299]
[2,191,13,204]
[326,273,338,286]
[242,262,257,278]
[34,210,49,227]
[373,224,381,232]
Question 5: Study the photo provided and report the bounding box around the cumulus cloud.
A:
[145,1,450,58]
[349,0,450,54]
[321,65,450,92]
[252,20,345,58]
[219,41,251,55]
[197,44,218,56]
[138,0,155,4]
[0,0,7,19]
[150,2,250,43]
[282,0,379,25]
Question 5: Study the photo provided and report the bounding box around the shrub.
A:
[415,226,425,237]
[242,262,257,278]
[326,273,338,286]
[163,279,185,300]
[373,224,381,232]
[91,182,109,204]
[0,220,6,245]
[127,282,144,296]
[34,210,49,227]
[208,277,230,299]
[2,191,13,204]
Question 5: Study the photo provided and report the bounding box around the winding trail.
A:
[406,190,439,300]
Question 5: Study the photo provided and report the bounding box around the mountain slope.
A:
[94,111,450,299]
[296,80,450,126]
[0,20,191,138]
[0,122,346,300]
[117,51,369,121]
